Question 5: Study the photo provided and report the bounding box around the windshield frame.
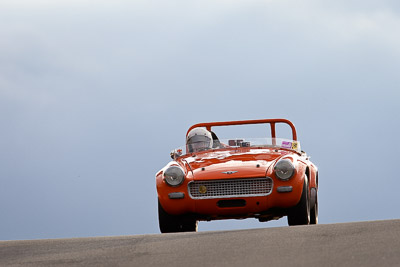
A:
[171,137,302,159]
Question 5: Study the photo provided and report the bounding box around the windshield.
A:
[171,137,301,158]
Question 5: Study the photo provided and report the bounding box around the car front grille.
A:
[188,178,273,199]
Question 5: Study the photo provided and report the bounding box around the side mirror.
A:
[170,149,183,160]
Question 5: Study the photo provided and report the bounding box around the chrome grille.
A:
[188,178,273,199]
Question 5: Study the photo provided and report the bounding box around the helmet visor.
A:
[188,140,212,152]
[187,134,213,152]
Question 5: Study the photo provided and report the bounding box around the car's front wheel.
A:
[287,176,310,226]
[158,199,198,233]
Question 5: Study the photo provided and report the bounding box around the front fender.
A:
[266,157,307,208]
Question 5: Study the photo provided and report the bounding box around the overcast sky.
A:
[1,0,399,240]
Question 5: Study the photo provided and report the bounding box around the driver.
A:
[186,127,213,153]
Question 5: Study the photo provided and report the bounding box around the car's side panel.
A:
[302,160,318,189]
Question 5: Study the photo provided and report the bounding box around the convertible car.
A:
[155,119,318,233]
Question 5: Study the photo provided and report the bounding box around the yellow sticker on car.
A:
[199,185,207,194]
[292,141,298,150]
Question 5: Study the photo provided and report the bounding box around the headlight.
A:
[274,159,295,180]
[164,166,185,186]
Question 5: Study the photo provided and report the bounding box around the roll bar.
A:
[186,119,297,141]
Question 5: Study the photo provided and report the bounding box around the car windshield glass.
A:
[171,137,301,157]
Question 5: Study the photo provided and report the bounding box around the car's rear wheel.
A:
[310,187,318,224]
[158,199,198,233]
[287,176,310,226]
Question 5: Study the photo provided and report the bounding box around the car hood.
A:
[179,149,285,180]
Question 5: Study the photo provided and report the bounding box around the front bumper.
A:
[157,175,304,219]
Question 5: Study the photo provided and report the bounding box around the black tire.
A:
[158,199,198,233]
[310,188,318,224]
[287,177,310,226]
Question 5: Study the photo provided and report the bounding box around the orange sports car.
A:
[155,119,318,233]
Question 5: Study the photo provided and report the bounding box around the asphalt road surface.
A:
[1,219,400,266]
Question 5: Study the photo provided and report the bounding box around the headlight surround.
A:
[274,159,295,180]
[163,166,185,186]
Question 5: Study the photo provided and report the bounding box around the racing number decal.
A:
[292,141,298,150]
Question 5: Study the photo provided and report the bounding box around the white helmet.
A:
[186,127,213,153]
